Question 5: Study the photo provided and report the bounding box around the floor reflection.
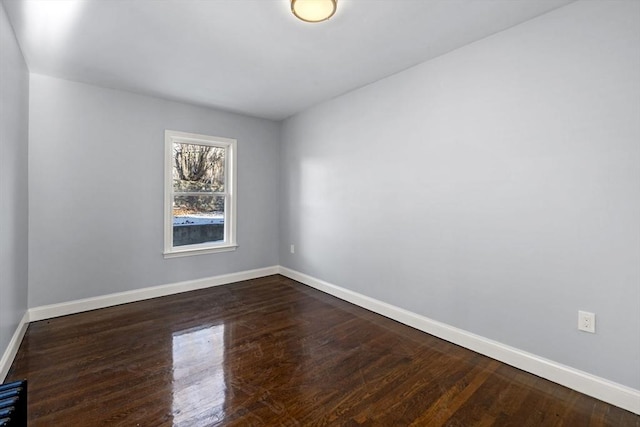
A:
[172,324,226,426]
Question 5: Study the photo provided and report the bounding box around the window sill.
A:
[163,244,238,259]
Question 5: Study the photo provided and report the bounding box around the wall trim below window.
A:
[28,266,279,322]
[163,244,238,258]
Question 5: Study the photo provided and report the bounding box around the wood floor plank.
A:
[7,275,639,426]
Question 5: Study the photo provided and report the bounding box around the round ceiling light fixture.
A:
[291,0,337,23]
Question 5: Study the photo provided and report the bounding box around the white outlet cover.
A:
[578,310,596,333]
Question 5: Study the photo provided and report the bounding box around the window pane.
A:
[173,143,225,192]
[173,195,225,247]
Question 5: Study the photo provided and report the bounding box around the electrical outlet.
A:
[290,244,295,254]
[578,311,595,333]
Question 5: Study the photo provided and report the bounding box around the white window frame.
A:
[164,130,237,258]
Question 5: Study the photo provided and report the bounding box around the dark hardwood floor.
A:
[7,275,639,426]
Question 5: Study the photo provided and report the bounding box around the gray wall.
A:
[280,0,640,389]
[29,74,280,307]
[0,3,29,359]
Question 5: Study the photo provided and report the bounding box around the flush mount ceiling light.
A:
[291,0,337,23]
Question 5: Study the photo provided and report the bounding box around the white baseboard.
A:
[278,266,640,415]
[2,266,278,382]
[0,311,29,382]
[28,265,279,322]
[8,265,639,414]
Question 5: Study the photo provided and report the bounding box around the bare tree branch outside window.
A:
[173,143,225,214]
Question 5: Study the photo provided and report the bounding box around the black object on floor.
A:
[0,380,27,427]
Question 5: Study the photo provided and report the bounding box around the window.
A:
[164,130,237,258]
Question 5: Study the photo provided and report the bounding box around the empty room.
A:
[1,0,639,425]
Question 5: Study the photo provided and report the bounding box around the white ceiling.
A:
[2,0,575,120]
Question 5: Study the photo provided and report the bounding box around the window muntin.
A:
[164,130,237,257]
